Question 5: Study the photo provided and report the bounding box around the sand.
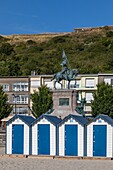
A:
[0,158,113,170]
[0,148,113,170]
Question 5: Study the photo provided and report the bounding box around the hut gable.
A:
[58,114,88,127]
[32,114,62,126]
[6,114,35,126]
[87,114,113,126]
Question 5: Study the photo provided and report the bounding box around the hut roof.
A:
[31,114,62,126]
[6,114,35,126]
[87,114,113,126]
[57,114,88,127]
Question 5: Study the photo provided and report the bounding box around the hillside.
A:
[4,33,68,44]
[1,25,113,76]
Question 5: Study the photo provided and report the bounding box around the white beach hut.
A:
[6,114,35,155]
[31,114,61,156]
[87,114,113,157]
[57,114,88,156]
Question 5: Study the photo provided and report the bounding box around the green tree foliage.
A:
[31,85,53,118]
[91,82,113,118]
[0,86,13,120]
[0,43,14,55]
[7,61,22,76]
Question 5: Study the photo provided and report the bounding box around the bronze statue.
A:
[75,92,86,116]
[51,51,79,89]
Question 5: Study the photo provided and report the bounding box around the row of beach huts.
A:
[6,113,113,158]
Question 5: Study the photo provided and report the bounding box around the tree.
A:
[8,61,22,76]
[0,86,13,120]
[91,82,113,118]
[0,43,14,55]
[31,85,53,118]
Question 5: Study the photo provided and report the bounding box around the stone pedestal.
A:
[52,89,78,118]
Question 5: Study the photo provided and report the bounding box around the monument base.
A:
[51,89,78,119]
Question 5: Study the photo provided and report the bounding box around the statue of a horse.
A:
[51,69,79,89]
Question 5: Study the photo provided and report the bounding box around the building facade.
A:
[1,73,110,118]
[75,74,98,116]
[0,77,30,115]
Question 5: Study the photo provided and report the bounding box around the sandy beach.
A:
[0,158,113,170]
[0,147,113,170]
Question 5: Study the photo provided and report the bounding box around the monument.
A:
[51,50,78,89]
[75,92,86,117]
[51,51,81,118]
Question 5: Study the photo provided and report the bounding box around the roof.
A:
[31,114,62,126]
[57,114,88,127]
[87,114,113,126]
[1,116,13,122]
[6,114,35,126]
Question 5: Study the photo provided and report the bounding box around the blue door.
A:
[93,125,107,156]
[65,125,78,156]
[38,124,50,155]
[12,125,24,154]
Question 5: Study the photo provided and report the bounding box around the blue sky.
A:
[0,0,113,35]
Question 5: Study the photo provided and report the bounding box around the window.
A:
[85,79,95,88]
[68,80,76,88]
[85,92,93,103]
[31,80,40,87]
[104,78,113,86]
[13,82,28,91]
[76,80,80,88]
[104,78,111,85]
[44,81,53,89]
[13,107,28,114]
[66,80,80,89]
[2,84,9,91]
[84,105,92,112]
[13,95,28,104]
[59,98,69,106]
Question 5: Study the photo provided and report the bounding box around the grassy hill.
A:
[1,25,113,76]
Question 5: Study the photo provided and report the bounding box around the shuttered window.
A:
[85,93,93,102]
[31,80,40,87]
[85,79,94,88]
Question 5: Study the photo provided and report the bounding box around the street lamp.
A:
[12,94,19,114]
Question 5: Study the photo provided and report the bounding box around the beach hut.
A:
[58,114,88,156]
[6,114,35,155]
[87,114,113,157]
[31,114,61,156]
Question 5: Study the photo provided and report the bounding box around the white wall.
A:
[59,118,84,156]
[6,124,12,154]
[6,118,30,155]
[87,118,113,157]
[32,117,56,155]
